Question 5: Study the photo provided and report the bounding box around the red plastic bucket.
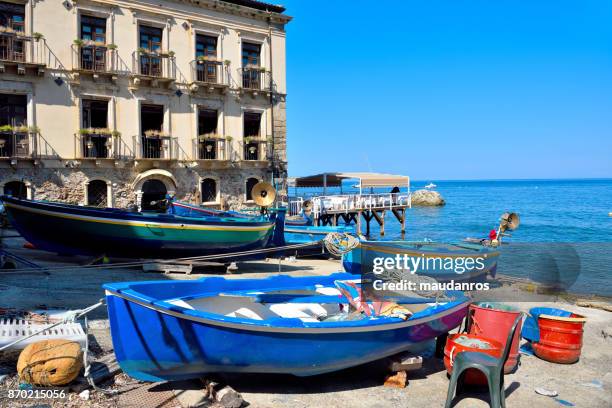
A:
[444,333,502,385]
[468,302,522,373]
[532,312,586,364]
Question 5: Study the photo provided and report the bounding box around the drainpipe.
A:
[267,12,276,186]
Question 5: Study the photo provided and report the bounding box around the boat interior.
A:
[165,283,440,323]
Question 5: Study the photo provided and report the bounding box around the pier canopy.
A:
[291,172,410,190]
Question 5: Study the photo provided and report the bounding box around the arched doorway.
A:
[141,179,167,211]
[3,181,27,199]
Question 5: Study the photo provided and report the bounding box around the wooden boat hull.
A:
[343,240,499,282]
[2,196,275,258]
[104,272,469,381]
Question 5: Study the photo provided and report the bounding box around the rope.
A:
[323,232,360,257]
[0,241,323,275]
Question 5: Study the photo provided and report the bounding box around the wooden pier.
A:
[288,172,411,236]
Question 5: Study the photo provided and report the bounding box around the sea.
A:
[299,179,612,297]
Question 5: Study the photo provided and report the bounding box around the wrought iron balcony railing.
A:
[132,50,175,80]
[74,132,134,159]
[0,32,46,66]
[239,67,270,91]
[135,134,178,160]
[190,59,227,86]
[72,44,116,73]
[193,136,228,160]
[242,139,268,161]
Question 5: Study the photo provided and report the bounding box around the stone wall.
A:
[0,165,269,210]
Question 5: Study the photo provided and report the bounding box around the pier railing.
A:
[289,193,411,217]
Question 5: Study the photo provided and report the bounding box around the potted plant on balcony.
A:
[224,60,231,66]
[111,130,121,138]
[138,47,148,55]
[107,43,118,50]
[144,129,169,138]
[0,125,13,133]
[78,128,92,135]
[33,32,44,41]
[73,38,85,47]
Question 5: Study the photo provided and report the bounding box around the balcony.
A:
[130,50,175,89]
[239,67,270,95]
[135,132,178,160]
[0,31,46,75]
[71,43,117,79]
[242,139,268,161]
[193,135,228,161]
[189,59,228,93]
[74,130,134,161]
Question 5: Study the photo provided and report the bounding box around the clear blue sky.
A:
[281,0,612,180]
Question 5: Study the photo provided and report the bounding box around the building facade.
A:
[0,0,289,210]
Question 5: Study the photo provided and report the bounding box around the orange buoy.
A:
[468,302,522,373]
[444,333,503,385]
[532,313,586,364]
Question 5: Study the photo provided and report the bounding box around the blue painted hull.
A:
[343,240,499,282]
[104,273,469,380]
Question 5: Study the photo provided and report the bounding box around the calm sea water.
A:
[302,179,612,296]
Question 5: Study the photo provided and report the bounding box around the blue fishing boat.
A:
[343,240,500,282]
[104,272,469,381]
[170,200,313,226]
[1,196,280,259]
[169,200,347,254]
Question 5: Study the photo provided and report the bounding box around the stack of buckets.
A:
[524,307,586,364]
[444,302,522,384]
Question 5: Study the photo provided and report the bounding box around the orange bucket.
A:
[468,302,522,373]
[532,312,586,364]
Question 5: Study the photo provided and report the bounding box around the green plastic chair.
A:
[444,314,522,408]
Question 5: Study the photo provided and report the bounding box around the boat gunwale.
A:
[104,275,471,334]
[1,196,275,230]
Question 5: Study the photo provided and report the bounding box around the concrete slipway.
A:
[0,237,610,408]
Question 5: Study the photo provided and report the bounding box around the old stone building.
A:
[0,0,289,210]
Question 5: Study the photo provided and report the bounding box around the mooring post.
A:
[356,211,362,235]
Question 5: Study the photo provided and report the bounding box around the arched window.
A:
[87,180,108,207]
[141,179,167,211]
[3,181,27,199]
[201,178,217,203]
[245,177,259,201]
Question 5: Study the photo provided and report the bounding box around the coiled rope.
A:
[323,232,360,257]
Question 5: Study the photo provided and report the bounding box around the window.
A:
[242,42,260,67]
[0,2,24,31]
[245,177,259,201]
[244,112,261,160]
[0,2,25,62]
[198,109,218,160]
[87,180,108,207]
[141,179,167,211]
[3,181,27,199]
[82,99,109,158]
[80,15,106,43]
[195,34,218,83]
[0,94,27,158]
[139,26,163,76]
[0,94,27,127]
[201,178,217,203]
[241,42,261,89]
[141,104,165,159]
[80,15,107,71]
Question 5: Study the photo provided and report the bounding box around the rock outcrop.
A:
[411,189,446,206]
